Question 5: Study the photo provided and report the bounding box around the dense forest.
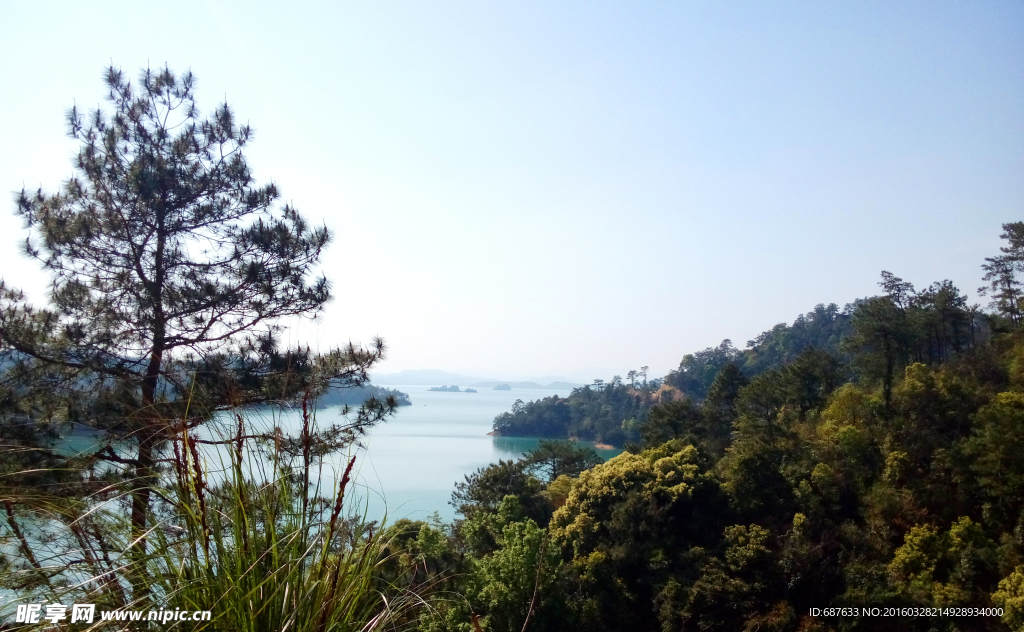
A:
[491,377,662,446]
[489,304,862,445]
[371,223,1024,631]
[494,275,986,448]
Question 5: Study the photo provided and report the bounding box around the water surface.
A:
[61,385,622,523]
[346,385,620,522]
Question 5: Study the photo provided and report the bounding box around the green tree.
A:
[993,566,1024,632]
[0,66,389,555]
[980,256,1022,328]
[733,370,789,444]
[846,295,910,407]
[522,440,601,482]
[470,504,567,632]
[782,348,845,420]
[700,363,749,455]
[636,399,702,449]
[964,392,1024,531]
[887,517,996,609]
[978,222,1024,328]
[549,441,726,630]
[665,340,739,400]
[451,459,550,530]
[913,280,973,361]
[674,524,780,631]
[739,303,853,375]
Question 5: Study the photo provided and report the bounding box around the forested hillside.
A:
[491,378,661,446]
[379,222,1024,632]
[495,270,986,447]
[490,303,861,444]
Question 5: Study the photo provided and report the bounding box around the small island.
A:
[493,383,511,390]
[429,385,479,393]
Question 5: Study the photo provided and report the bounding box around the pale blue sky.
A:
[1,1,1021,378]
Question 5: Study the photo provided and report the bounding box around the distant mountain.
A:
[372,370,484,386]
[472,381,542,389]
[544,381,582,390]
[374,369,585,389]
[472,380,583,389]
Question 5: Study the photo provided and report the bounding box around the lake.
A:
[347,385,622,522]
[60,385,621,523]
[258,384,615,523]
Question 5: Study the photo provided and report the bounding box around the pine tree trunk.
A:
[130,346,163,596]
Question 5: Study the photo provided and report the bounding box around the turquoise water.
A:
[345,385,620,522]
[248,385,619,522]
[56,385,621,523]
[4,384,616,616]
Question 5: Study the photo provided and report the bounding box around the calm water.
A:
[59,386,621,523]
[345,385,620,522]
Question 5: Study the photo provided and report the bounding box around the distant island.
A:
[428,385,479,393]
[494,383,511,390]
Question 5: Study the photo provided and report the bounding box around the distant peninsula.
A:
[428,385,466,392]
[493,383,511,390]
[316,384,412,408]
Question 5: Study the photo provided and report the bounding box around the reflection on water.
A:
[491,435,541,456]
[491,435,622,461]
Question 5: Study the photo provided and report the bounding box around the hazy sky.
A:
[1,1,1022,379]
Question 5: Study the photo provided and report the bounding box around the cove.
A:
[336,384,621,522]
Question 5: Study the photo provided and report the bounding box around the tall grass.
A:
[1,401,425,631]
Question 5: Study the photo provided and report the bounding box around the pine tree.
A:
[0,66,389,557]
[979,222,1024,327]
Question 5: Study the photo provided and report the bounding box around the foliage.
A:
[0,408,424,631]
[451,459,549,532]
[521,439,602,482]
[0,66,394,571]
[844,273,978,407]
[492,380,664,445]
[666,339,742,400]
[662,303,853,402]
[450,441,602,539]
[467,500,566,632]
[979,222,1024,328]
[548,441,726,630]
[318,383,412,408]
[412,224,1024,632]
[993,567,1024,631]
